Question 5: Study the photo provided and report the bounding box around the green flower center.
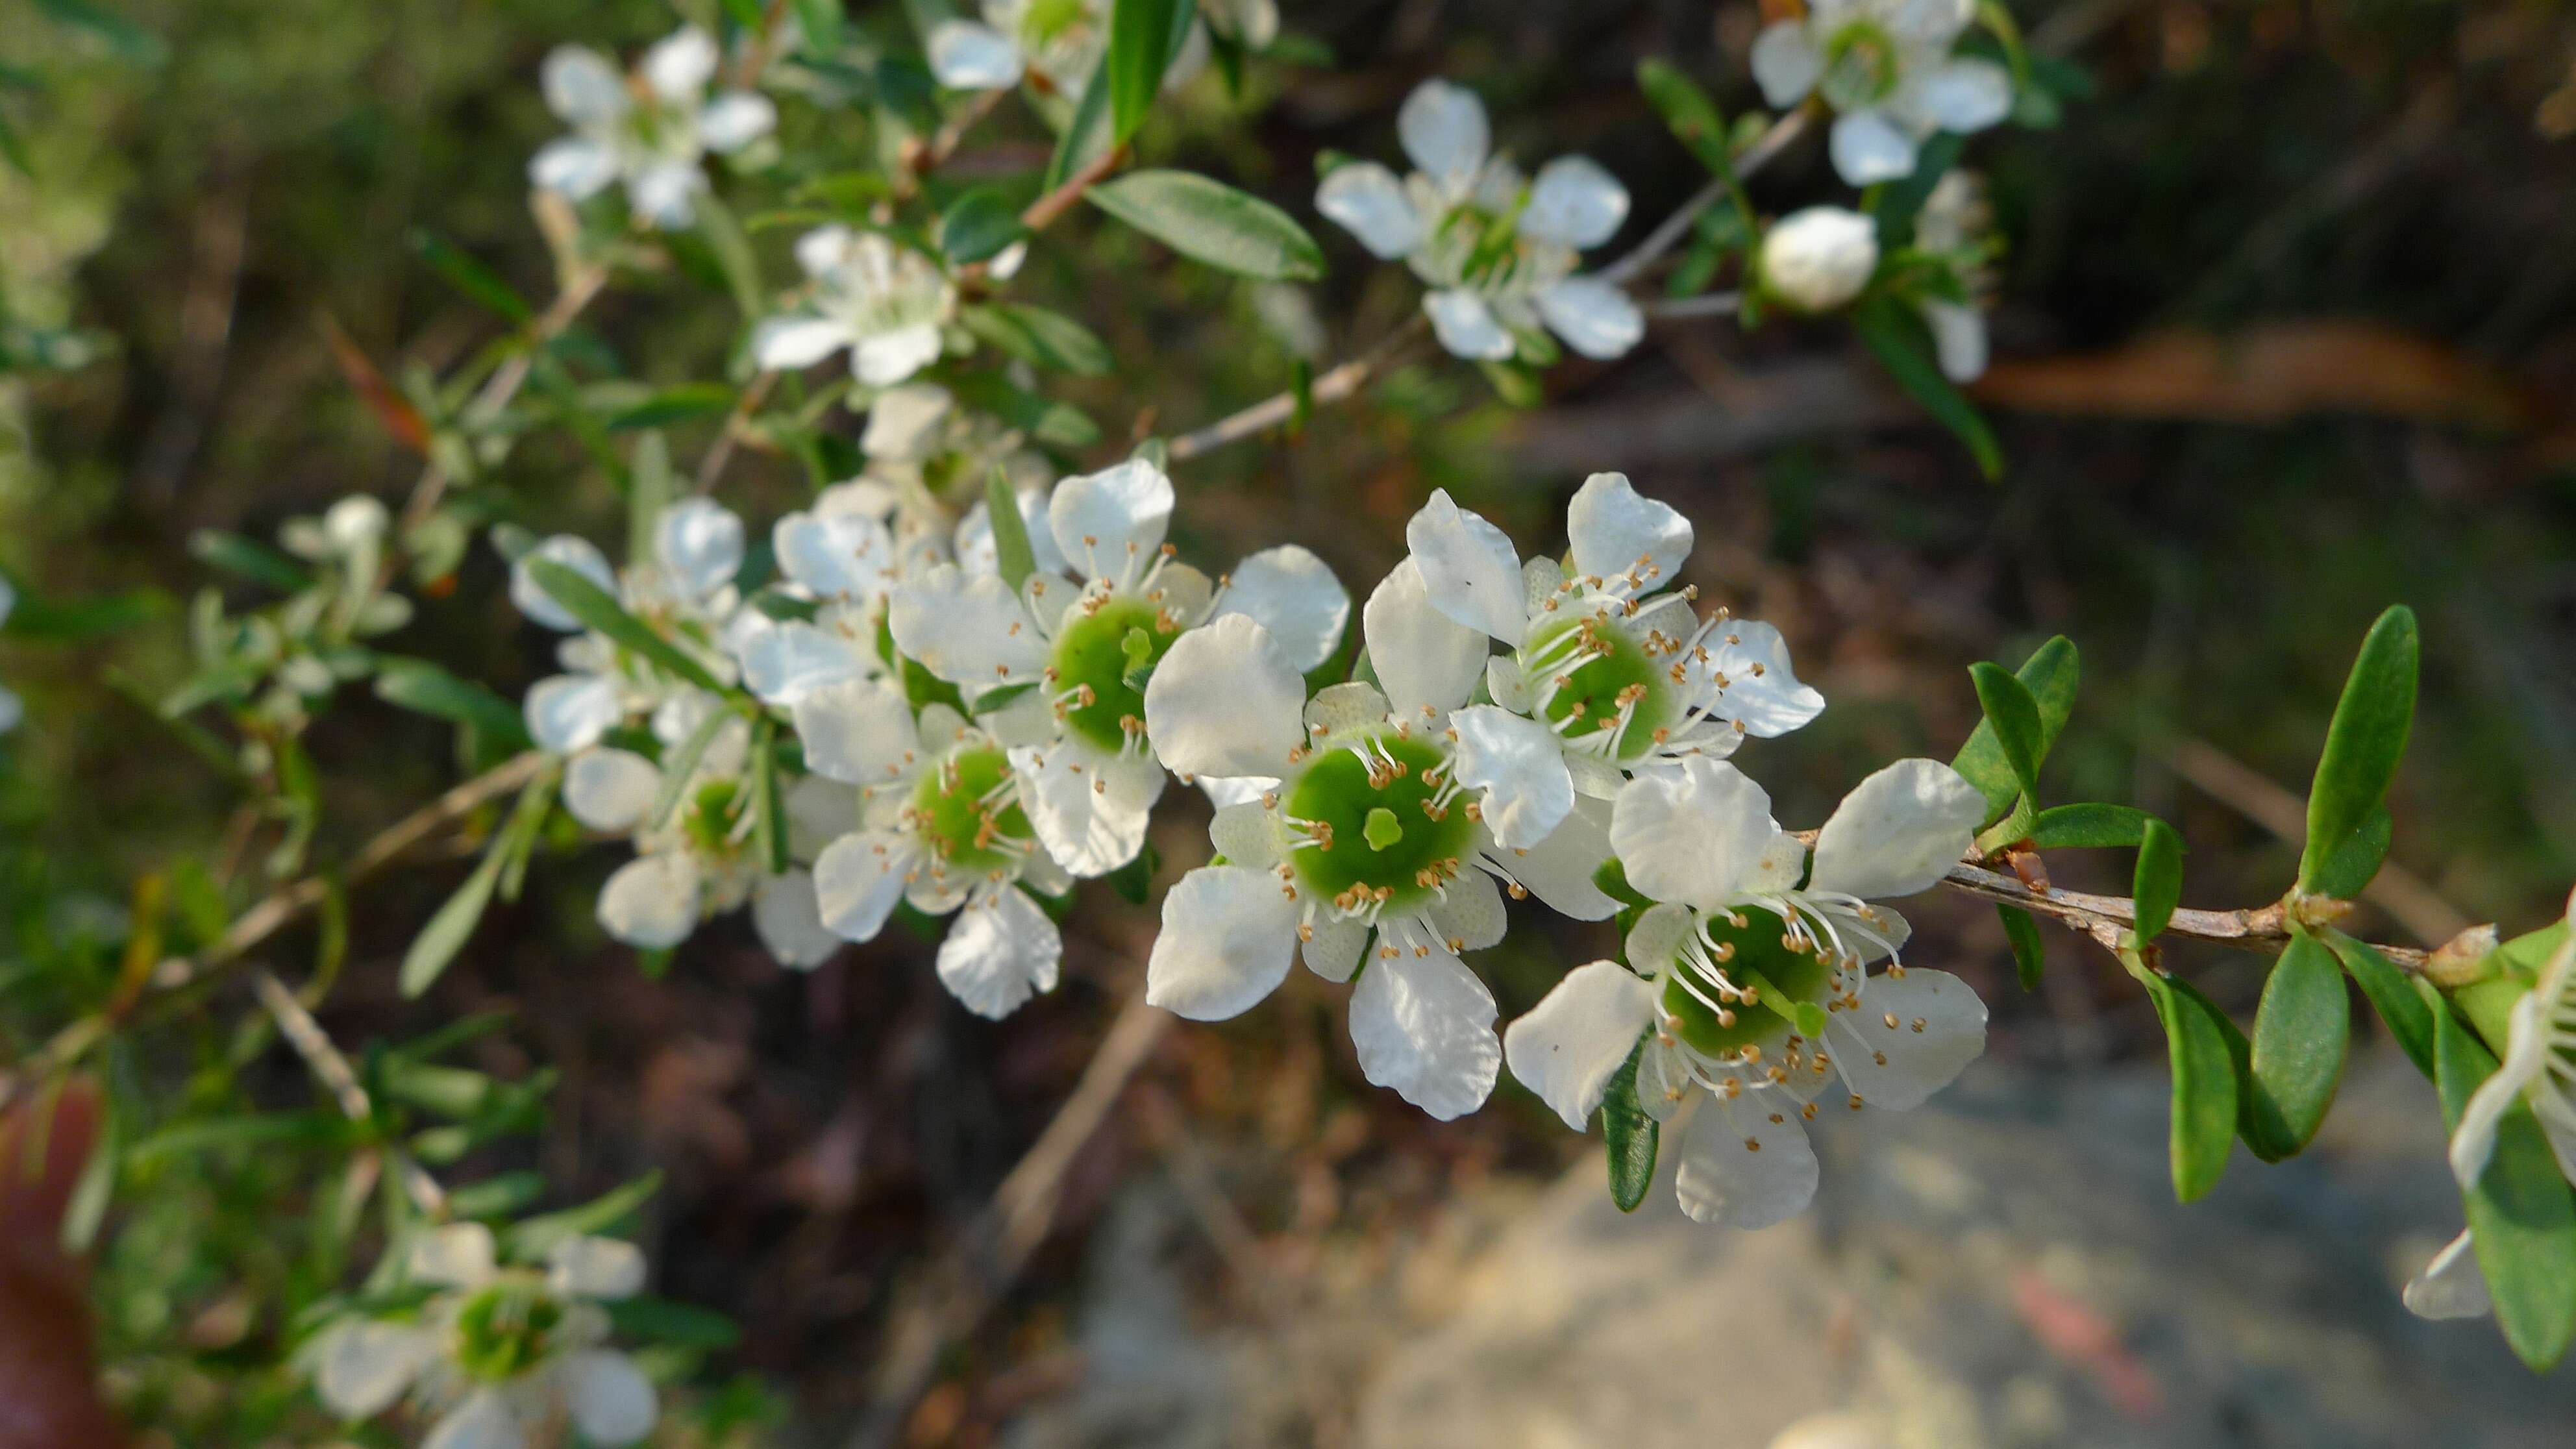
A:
[1657,904,1839,1058]
[908,745,1034,873]
[1283,732,1479,917]
[1521,613,1676,762]
[682,778,745,859]
[1820,21,1903,110]
[1048,591,1180,752]
[453,1279,565,1383]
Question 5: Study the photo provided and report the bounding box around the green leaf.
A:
[1106,0,1193,145]
[2143,972,2237,1202]
[752,720,789,875]
[1999,904,2046,990]
[608,1294,743,1350]
[984,470,1039,589]
[1599,1036,1659,1213]
[1045,53,1116,191]
[2307,804,2393,900]
[695,192,765,320]
[791,0,846,55]
[35,0,167,65]
[961,303,1114,375]
[526,558,726,694]
[2434,1003,2576,1370]
[1966,661,2043,802]
[2131,817,2183,941]
[1635,59,1733,178]
[1087,169,1327,281]
[1951,636,2077,826]
[628,430,676,567]
[401,849,504,997]
[2297,606,2418,893]
[939,186,1031,265]
[2239,930,2350,1160]
[649,706,732,830]
[446,1171,548,1220]
[406,229,532,324]
[608,384,736,432]
[2028,802,2152,850]
[2322,929,2435,1078]
[947,372,1101,448]
[1852,295,2003,480]
[504,1173,663,1261]
[374,658,533,750]
[189,529,314,593]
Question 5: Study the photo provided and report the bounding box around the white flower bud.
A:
[1761,207,1879,314]
[324,494,390,551]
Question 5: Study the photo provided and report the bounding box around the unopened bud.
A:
[2423,923,2499,988]
[1761,207,1877,313]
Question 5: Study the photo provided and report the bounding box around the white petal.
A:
[1215,545,1349,671]
[406,1222,497,1287]
[1361,558,1489,719]
[529,137,619,201]
[1534,276,1645,360]
[1209,800,1283,868]
[626,162,706,229]
[752,316,852,371]
[937,887,1061,1019]
[511,534,617,632]
[599,854,702,949]
[1316,161,1427,260]
[565,748,660,832]
[423,1391,525,1449]
[1146,865,1299,1019]
[2403,1230,2492,1320]
[792,678,920,787]
[852,323,945,386]
[754,870,841,969]
[1430,868,1509,952]
[786,775,859,857]
[1806,759,1984,900]
[525,674,624,754]
[740,619,865,705]
[1703,619,1826,738]
[1520,156,1629,251]
[1921,298,1988,384]
[776,509,898,602]
[541,45,629,125]
[560,1349,659,1445]
[1011,743,1165,878]
[699,90,777,153]
[1304,917,1368,983]
[546,1235,646,1300]
[1504,960,1658,1130]
[1048,457,1174,578]
[315,1320,439,1418]
[1749,21,1823,107]
[1397,79,1491,191]
[1485,653,1533,712]
[1143,614,1307,780]
[887,564,1047,687]
[1347,943,1501,1121]
[1674,1092,1820,1228]
[1831,967,1986,1108]
[860,382,954,460]
[1450,704,1574,850]
[654,497,745,599]
[1304,679,1391,738]
[1491,799,1619,920]
[641,25,719,102]
[1609,757,1779,911]
[1404,488,1528,645]
[1422,288,1517,361]
[1744,830,1809,896]
[1829,109,1919,187]
[1913,57,2014,133]
[1566,471,1692,587]
[794,223,856,279]
[813,829,919,942]
[928,20,1026,90]
[2450,974,2558,1189]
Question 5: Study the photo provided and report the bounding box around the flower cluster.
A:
[1751,0,2014,186]
[530,25,776,229]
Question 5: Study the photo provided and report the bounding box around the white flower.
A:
[2449,888,2576,1191]
[1141,604,1621,1120]
[754,227,958,386]
[1750,0,2013,186]
[512,509,747,759]
[884,456,1348,879]
[804,687,1072,1018]
[1761,206,1880,314]
[928,0,1237,95]
[1315,79,1642,362]
[734,493,914,708]
[1394,477,1823,848]
[1504,756,1988,1226]
[528,26,777,229]
[310,1222,658,1446]
[1911,171,1996,382]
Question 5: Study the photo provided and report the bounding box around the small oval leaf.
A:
[2298,605,2418,893]
[1087,169,1328,281]
[2239,930,2350,1160]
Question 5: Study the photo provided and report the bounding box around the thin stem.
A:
[252,967,447,1218]
[693,368,780,495]
[1933,858,2429,970]
[1600,109,1810,286]
[1644,290,1744,320]
[1166,317,1428,463]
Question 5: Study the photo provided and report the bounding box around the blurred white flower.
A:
[1762,206,1880,313]
[1913,170,1997,382]
[1750,0,2013,186]
[310,1222,658,1446]
[1315,79,1642,362]
[753,227,956,386]
[926,0,1251,95]
[528,25,776,229]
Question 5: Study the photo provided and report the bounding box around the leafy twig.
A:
[250,967,447,1218]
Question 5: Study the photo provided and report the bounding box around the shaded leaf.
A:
[2143,972,2237,1202]
[2029,802,2152,850]
[401,849,504,998]
[526,558,727,693]
[961,303,1113,375]
[1599,1036,1659,1213]
[2132,818,2184,941]
[985,469,1039,591]
[2297,606,2418,893]
[1951,636,2077,826]
[939,186,1030,265]
[2239,930,2350,1160]
[1106,0,1193,145]
[1087,169,1327,281]
[1852,295,2002,479]
[1999,904,2045,990]
[407,230,532,324]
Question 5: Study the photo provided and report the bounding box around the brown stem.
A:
[251,967,447,1217]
